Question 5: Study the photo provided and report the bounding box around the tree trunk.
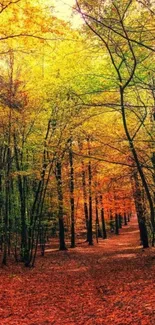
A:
[131,170,149,248]
[14,137,28,262]
[95,195,102,242]
[120,88,154,237]
[100,195,107,239]
[151,152,155,245]
[81,160,89,241]
[124,213,127,226]
[87,138,93,245]
[56,161,67,250]
[118,214,122,228]
[69,139,75,248]
[115,214,119,235]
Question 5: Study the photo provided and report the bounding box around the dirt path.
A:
[0,216,155,325]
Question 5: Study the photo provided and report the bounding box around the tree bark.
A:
[56,161,67,250]
[69,139,75,248]
[14,135,28,262]
[100,195,107,239]
[87,138,93,245]
[81,160,89,241]
[120,88,155,237]
[124,213,127,226]
[115,214,119,235]
[131,170,149,248]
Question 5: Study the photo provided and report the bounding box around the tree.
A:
[75,0,155,246]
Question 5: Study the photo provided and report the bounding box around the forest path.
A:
[0,216,155,325]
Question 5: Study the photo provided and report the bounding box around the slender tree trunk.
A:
[2,109,12,265]
[95,196,98,243]
[95,195,101,242]
[0,172,3,252]
[115,214,119,235]
[124,213,127,226]
[87,138,93,245]
[150,80,155,244]
[118,214,122,228]
[69,139,75,248]
[81,160,89,241]
[2,142,12,265]
[151,152,155,245]
[56,161,67,250]
[100,195,107,239]
[78,138,89,242]
[131,170,149,248]
[14,136,28,262]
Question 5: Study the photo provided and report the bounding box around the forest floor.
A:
[0,217,155,325]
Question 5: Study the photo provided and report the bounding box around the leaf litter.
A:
[0,216,155,325]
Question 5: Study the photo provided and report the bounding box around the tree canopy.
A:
[0,0,154,266]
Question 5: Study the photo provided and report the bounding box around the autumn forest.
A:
[0,0,155,324]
